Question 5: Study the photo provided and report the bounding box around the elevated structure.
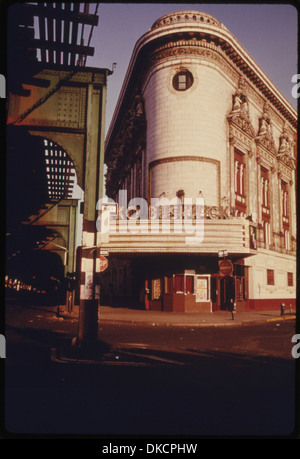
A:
[6,3,111,342]
[103,11,297,312]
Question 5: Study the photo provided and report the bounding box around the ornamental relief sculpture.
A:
[277,124,296,170]
[228,77,256,141]
[255,102,276,155]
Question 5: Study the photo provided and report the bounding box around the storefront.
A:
[147,263,248,312]
[99,252,249,313]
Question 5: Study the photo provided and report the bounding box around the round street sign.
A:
[100,255,108,272]
[218,259,233,277]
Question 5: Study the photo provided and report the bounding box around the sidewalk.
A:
[59,304,297,327]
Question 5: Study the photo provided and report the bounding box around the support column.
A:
[77,79,107,344]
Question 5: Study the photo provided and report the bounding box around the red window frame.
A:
[267,269,274,285]
[234,149,246,214]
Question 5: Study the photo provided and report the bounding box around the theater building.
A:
[100,11,297,312]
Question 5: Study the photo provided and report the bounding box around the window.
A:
[234,149,246,215]
[281,180,289,228]
[288,272,293,287]
[172,70,193,91]
[263,221,270,246]
[261,167,270,247]
[261,166,269,211]
[284,229,290,251]
[267,269,274,285]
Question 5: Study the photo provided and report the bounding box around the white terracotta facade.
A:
[102,11,297,313]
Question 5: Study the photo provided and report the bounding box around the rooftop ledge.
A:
[151,11,227,30]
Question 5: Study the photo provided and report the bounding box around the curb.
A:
[266,315,296,322]
[56,311,296,328]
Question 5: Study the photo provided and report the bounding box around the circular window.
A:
[172,70,193,91]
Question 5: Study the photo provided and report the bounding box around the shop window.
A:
[195,276,209,301]
[152,279,162,300]
[288,272,293,287]
[267,269,274,285]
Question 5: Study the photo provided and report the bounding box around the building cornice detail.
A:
[106,12,297,149]
[146,38,238,83]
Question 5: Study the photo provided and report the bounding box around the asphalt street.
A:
[3,300,299,438]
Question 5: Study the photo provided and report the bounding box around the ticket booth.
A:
[149,271,212,313]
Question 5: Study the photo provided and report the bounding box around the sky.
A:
[84,2,298,134]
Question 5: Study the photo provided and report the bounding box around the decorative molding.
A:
[147,40,239,84]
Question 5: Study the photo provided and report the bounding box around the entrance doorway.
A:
[219,276,235,310]
[211,275,235,311]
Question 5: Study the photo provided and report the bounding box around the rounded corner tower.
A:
[142,10,234,206]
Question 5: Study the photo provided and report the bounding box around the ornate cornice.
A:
[151,11,225,30]
[106,10,297,157]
